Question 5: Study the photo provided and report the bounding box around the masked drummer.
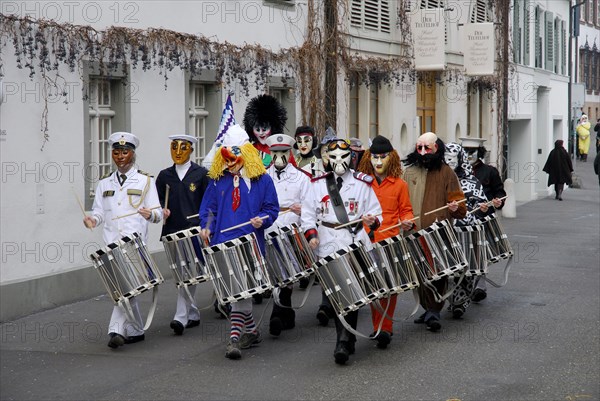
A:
[444,142,490,318]
[83,132,162,349]
[198,124,279,360]
[356,135,415,349]
[155,134,209,336]
[294,126,325,178]
[460,137,506,303]
[301,138,382,364]
[264,133,311,337]
[402,132,466,333]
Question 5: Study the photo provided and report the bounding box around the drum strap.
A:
[272,275,316,309]
[325,174,353,235]
[119,286,159,332]
[484,255,513,287]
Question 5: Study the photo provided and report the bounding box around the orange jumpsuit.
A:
[366,176,414,334]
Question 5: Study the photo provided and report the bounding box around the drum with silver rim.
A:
[162,227,210,287]
[372,234,420,294]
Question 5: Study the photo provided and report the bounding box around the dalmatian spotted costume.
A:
[444,143,489,317]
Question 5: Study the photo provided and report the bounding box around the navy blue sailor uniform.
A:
[156,161,209,328]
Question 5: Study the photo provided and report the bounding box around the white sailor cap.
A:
[266,134,295,151]
[168,134,197,144]
[459,137,486,149]
[109,132,139,149]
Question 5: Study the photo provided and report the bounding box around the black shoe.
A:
[124,334,145,344]
[185,319,200,329]
[269,317,283,337]
[426,318,441,332]
[452,307,464,319]
[316,309,329,326]
[346,341,356,355]
[214,301,231,319]
[170,320,184,335]
[334,343,350,364]
[375,331,392,349]
[107,333,125,349]
[414,312,427,324]
[472,288,487,303]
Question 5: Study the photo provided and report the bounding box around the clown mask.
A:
[371,153,391,176]
[327,141,351,176]
[170,140,193,165]
[221,146,244,174]
[272,149,290,170]
[253,123,272,145]
[296,134,314,156]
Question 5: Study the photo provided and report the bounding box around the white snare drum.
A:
[406,220,468,283]
[477,215,513,264]
[202,233,272,305]
[265,223,317,287]
[90,232,164,304]
[314,242,388,317]
[372,234,419,294]
[162,227,210,287]
[454,224,488,276]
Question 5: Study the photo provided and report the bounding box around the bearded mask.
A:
[327,140,352,176]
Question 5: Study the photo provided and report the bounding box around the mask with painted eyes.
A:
[416,141,437,155]
[370,153,391,176]
[295,134,314,156]
[170,140,193,165]
[444,152,459,171]
[112,148,135,171]
[253,123,272,145]
[271,149,290,170]
[221,146,244,173]
[328,143,352,176]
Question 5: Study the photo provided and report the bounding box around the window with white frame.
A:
[188,83,208,164]
[268,81,297,136]
[350,0,391,33]
[86,78,121,208]
[369,84,379,138]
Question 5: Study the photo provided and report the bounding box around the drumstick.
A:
[378,216,420,233]
[423,198,467,216]
[220,215,270,233]
[467,195,508,215]
[162,184,170,225]
[334,213,382,230]
[187,209,289,220]
[72,187,93,231]
[112,206,161,220]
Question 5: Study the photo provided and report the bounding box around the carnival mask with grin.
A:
[253,123,272,145]
[296,134,313,156]
[221,146,244,173]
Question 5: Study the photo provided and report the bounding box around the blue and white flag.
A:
[216,94,236,142]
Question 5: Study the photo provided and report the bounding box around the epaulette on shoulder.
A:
[294,166,313,178]
[353,171,374,184]
[311,171,332,183]
[100,171,114,180]
[137,169,154,177]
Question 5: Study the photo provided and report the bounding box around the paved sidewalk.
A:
[1,153,598,401]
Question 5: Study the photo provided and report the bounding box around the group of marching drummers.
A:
[84,94,512,364]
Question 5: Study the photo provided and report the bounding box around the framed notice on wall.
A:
[411,8,446,71]
[463,23,495,76]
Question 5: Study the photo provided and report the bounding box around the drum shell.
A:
[90,233,164,304]
[454,224,488,276]
[314,242,388,316]
[202,233,272,305]
[372,234,420,294]
[162,227,209,287]
[477,215,514,264]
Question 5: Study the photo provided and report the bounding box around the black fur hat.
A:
[242,94,287,143]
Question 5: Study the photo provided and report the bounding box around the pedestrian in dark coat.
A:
[542,140,573,201]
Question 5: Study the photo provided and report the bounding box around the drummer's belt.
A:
[319,221,363,232]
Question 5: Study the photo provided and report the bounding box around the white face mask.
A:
[328,147,351,176]
[271,150,289,170]
[296,135,314,156]
[444,153,458,171]
[253,123,272,145]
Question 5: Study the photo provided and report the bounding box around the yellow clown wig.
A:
[208,142,266,180]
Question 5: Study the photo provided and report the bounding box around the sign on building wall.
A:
[411,8,445,71]
[463,23,495,76]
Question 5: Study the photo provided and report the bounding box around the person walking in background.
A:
[542,140,573,201]
[594,118,600,154]
[576,114,591,162]
[593,152,600,186]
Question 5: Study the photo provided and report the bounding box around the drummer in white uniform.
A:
[301,138,382,365]
[265,133,311,337]
[83,132,162,349]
